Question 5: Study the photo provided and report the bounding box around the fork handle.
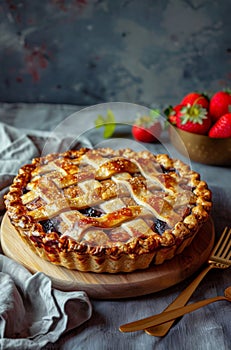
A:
[145,264,213,336]
[120,295,226,333]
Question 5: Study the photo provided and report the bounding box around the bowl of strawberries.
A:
[166,90,231,166]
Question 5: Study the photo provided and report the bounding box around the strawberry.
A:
[181,92,209,109]
[132,110,162,143]
[209,90,231,122]
[176,103,211,135]
[208,113,231,138]
[164,104,185,125]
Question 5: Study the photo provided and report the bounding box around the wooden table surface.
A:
[0,103,230,350]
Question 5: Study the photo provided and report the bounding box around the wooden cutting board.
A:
[0,214,214,299]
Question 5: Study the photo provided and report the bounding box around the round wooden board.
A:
[0,214,214,299]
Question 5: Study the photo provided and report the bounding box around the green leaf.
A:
[95,114,105,128]
[103,109,116,138]
[163,105,173,117]
[103,123,116,138]
[150,109,160,120]
[106,109,116,124]
[94,109,116,138]
[223,87,231,95]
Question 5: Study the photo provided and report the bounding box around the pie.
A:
[4,147,212,273]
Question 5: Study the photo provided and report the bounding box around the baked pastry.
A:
[5,148,212,273]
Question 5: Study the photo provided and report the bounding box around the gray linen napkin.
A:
[0,121,93,349]
[0,255,92,350]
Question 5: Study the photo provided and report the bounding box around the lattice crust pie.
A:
[5,148,212,273]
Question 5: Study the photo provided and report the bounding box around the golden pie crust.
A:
[4,148,212,273]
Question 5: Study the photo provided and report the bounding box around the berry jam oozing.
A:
[80,207,104,217]
[22,187,29,195]
[40,218,61,234]
[160,165,176,174]
[152,219,168,235]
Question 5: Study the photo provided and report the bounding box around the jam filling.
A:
[152,218,169,235]
[79,207,104,218]
[40,217,61,234]
[22,187,29,195]
[160,165,177,174]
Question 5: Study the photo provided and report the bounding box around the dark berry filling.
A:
[22,187,29,195]
[160,165,176,174]
[40,217,61,234]
[80,207,104,217]
[152,218,168,235]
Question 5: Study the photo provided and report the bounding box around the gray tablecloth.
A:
[0,103,230,350]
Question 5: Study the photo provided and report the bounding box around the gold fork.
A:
[120,227,231,335]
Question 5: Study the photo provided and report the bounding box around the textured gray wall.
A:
[0,0,231,108]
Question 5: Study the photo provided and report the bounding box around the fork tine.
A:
[211,227,229,257]
[222,229,231,258]
[209,227,231,266]
[215,228,231,259]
